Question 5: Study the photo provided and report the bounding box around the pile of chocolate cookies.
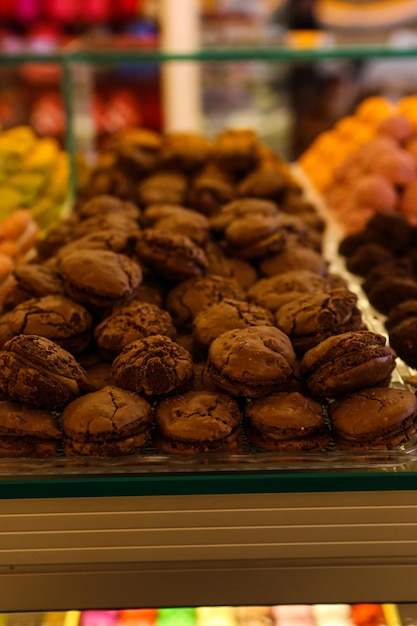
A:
[0,128,416,459]
[339,211,417,371]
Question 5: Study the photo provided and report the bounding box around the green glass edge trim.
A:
[2,45,417,65]
[1,470,417,499]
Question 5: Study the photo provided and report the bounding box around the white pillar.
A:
[160,0,202,133]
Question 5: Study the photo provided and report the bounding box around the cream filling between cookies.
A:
[10,351,81,395]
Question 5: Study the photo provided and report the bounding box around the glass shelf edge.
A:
[1,470,417,500]
[2,45,417,65]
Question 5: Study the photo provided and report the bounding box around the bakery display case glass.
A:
[3,9,417,615]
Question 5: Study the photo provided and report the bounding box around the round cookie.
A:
[259,245,328,277]
[210,198,279,234]
[137,171,188,206]
[300,330,397,399]
[143,203,210,242]
[328,387,417,450]
[188,163,236,216]
[247,270,330,314]
[7,295,93,354]
[112,334,194,397]
[388,318,417,369]
[61,385,153,456]
[166,275,246,332]
[0,334,88,410]
[207,325,296,398]
[153,390,242,454]
[204,241,258,290]
[366,275,417,315]
[75,194,141,221]
[94,301,176,357]
[0,400,62,457]
[244,391,330,451]
[192,298,274,351]
[56,249,143,309]
[2,262,65,311]
[134,228,208,282]
[275,287,365,355]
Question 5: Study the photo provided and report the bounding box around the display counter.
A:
[2,38,417,615]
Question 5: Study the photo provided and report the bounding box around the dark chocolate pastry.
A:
[0,400,62,457]
[56,249,143,309]
[192,297,274,351]
[247,270,330,314]
[328,387,417,450]
[275,288,365,355]
[166,275,246,332]
[244,391,330,451]
[345,242,395,277]
[221,213,287,260]
[385,299,417,331]
[158,132,212,172]
[94,301,176,357]
[134,228,208,282]
[259,245,328,277]
[188,163,236,216]
[143,204,210,246]
[388,318,417,369]
[7,295,93,354]
[366,275,417,315]
[153,390,242,454]
[207,325,296,398]
[137,171,188,206]
[112,334,194,397]
[0,334,88,410]
[61,385,153,456]
[75,194,141,221]
[300,330,397,399]
[210,198,279,235]
[2,262,66,311]
[211,128,260,173]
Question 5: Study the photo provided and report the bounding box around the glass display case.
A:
[2,36,417,615]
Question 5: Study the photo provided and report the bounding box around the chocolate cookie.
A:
[143,204,210,246]
[192,298,274,351]
[212,128,260,173]
[153,390,242,454]
[94,301,176,357]
[7,295,93,354]
[158,132,212,172]
[222,213,287,260]
[207,325,296,398]
[259,245,328,277]
[188,163,236,216]
[244,391,330,451]
[275,288,365,355]
[247,270,330,314]
[328,387,417,450]
[166,275,246,332]
[388,318,417,369]
[300,330,397,399]
[204,241,258,290]
[0,400,62,457]
[56,249,143,309]
[137,171,188,206]
[210,198,279,235]
[2,262,65,311]
[366,275,417,315]
[75,194,141,221]
[134,228,208,282]
[112,334,194,397]
[0,334,88,410]
[386,300,417,331]
[61,385,153,456]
